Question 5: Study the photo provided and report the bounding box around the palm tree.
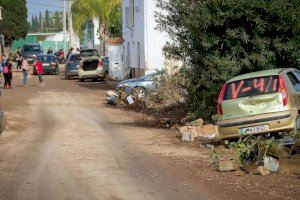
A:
[72,0,121,55]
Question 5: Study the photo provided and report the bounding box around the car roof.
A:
[227,68,295,82]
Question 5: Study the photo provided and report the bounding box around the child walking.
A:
[34,59,45,86]
[22,57,29,86]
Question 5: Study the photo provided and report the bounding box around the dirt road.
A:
[0,71,299,200]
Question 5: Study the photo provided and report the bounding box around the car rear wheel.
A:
[79,78,84,82]
[132,87,147,99]
[65,74,69,80]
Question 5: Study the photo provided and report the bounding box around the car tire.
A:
[79,78,84,82]
[133,87,147,99]
[65,74,69,80]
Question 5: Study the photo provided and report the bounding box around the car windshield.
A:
[139,73,157,81]
[70,55,82,62]
[81,50,99,57]
[23,45,41,52]
[224,76,279,100]
[37,55,55,63]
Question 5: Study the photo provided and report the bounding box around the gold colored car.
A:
[217,68,300,139]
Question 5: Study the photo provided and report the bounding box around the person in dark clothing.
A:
[47,47,53,54]
[3,59,13,89]
[66,47,74,60]
[16,47,22,71]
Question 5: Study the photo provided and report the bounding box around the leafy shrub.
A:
[156,0,300,120]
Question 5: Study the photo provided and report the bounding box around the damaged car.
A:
[116,72,158,98]
[218,68,300,139]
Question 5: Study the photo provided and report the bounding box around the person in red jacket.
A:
[34,58,45,86]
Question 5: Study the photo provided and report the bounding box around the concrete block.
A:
[218,159,240,172]
[181,126,198,142]
[264,156,279,172]
[197,124,219,139]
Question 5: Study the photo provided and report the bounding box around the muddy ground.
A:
[0,68,299,200]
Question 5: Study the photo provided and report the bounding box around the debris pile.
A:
[179,118,219,142]
[213,135,300,175]
[106,70,188,126]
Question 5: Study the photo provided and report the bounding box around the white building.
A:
[122,0,169,78]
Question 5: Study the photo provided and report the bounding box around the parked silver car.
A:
[117,73,158,97]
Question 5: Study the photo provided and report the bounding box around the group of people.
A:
[0,50,45,89]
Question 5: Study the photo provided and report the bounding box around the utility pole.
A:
[63,0,67,53]
[68,0,75,50]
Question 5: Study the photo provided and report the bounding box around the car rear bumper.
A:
[79,74,100,79]
[78,69,101,79]
[67,70,79,77]
[218,110,297,139]
[43,67,57,73]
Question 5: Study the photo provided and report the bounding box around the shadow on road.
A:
[76,80,116,91]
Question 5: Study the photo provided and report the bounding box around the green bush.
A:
[156,0,300,120]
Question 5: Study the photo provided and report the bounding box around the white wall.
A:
[144,0,169,73]
[122,0,168,77]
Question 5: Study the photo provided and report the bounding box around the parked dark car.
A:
[64,53,82,79]
[22,44,43,64]
[33,55,59,75]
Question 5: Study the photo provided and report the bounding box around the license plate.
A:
[239,125,269,135]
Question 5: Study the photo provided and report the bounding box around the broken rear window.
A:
[224,76,279,100]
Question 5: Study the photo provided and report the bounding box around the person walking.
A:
[34,58,45,86]
[22,57,29,86]
[3,59,13,89]
[66,47,74,60]
[16,47,22,71]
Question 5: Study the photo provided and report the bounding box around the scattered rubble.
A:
[180,118,219,142]
[254,166,271,176]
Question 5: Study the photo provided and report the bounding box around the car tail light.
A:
[279,75,288,107]
[218,83,227,115]
[51,62,56,66]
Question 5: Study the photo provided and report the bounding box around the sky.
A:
[26,0,63,21]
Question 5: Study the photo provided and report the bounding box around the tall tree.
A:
[34,15,39,32]
[53,11,63,31]
[38,12,43,31]
[45,9,50,32]
[156,0,300,120]
[72,0,122,54]
[0,0,29,47]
